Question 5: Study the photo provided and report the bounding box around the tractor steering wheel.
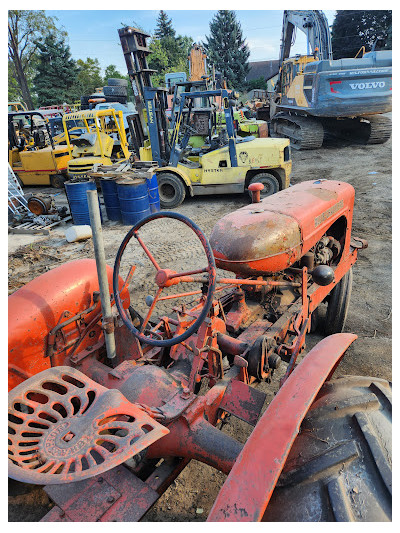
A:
[113,212,217,347]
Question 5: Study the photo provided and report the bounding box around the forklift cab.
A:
[8,111,71,187]
[63,108,131,179]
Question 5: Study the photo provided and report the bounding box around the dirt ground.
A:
[8,133,392,522]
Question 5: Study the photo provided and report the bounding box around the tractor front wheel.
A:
[157,173,186,208]
[247,173,280,199]
[263,376,392,522]
[324,267,353,335]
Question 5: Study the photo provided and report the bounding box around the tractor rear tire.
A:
[247,173,280,199]
[50,174,66,189]
[263,375,392,522]
[157,173,186,209]
[324,268,353,335]
[108,78,128,87]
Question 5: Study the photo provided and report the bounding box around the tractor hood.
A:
[210,179,354,275]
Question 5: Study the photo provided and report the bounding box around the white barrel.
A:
[65,225,92,243]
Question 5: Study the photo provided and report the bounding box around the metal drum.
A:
[147,173,161,213]
[116,178,151,225]
[65,180,102,226]
[100,178,122,222]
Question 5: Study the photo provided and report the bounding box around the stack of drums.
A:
[116,177,151,225]
[65,180,102,226]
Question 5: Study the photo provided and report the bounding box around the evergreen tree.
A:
[154,11,175,39]
[33,33,78,105]
[331,10,392,59]
[204,10,250,90]
[148,12,192,86]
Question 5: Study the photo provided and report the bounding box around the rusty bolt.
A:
[181,387,191,399]
[98,477,103,483]
[59,510,65,518]
[107,496,115,503]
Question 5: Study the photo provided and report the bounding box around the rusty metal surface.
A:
[207,333,358,522]
[210,179,355,275]
[8,366,169,484]
[219,379,266,426]
[42,465,159,522]
[8,259,130,391]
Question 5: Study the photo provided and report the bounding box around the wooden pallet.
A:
[8,216,72,235]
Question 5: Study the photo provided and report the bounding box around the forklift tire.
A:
[248,173,280,199]
[103,85,127,97]
[157,173,186,209]
[324,268,353,335]
[50,174,66,189]
[108,78,128,87]
[263,376,392,521]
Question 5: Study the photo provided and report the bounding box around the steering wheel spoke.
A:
[133,231,161,271]
[140,286,163,333]
[113,212,216,347]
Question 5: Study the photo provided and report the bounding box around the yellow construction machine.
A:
[8,111,71,188]
[62,108,130,178]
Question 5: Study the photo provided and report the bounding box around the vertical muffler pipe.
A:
[87,189,116,359]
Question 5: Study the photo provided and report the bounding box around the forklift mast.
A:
[118,26,170,165]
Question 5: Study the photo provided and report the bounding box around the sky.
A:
[45,9,336,75]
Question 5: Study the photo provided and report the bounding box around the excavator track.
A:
[270,114,324,150]
[364,115,392,145]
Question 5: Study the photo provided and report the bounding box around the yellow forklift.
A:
[62,108,131,178]
[119,26,292,209]
[8,111,71,188]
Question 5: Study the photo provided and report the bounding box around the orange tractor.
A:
[8,179,391,521]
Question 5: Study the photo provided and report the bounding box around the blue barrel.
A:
[116,178,151,225]
[100,178,122,222]
[146,173,161,213]
[65,180,102,226]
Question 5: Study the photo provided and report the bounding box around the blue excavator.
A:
[268,10,392,149]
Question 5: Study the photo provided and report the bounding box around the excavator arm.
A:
[279,10,332,66]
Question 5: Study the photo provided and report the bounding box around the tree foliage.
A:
[33,33,78,105]
[148,12,192,86]
[204,10,250,90]
[245,76,268,92]
[70,57,104,98]
[8,10,61,108]
[331,10,392,59]
[104,64,124,82]
[154,10,175,39]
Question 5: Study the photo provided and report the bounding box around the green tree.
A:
[8,10,61,109]
[204,10,250,90]
[245,76,268,92]
[33,33,78,105]
[70,57,104,98]
[104,64,124,83]
[154,10,175,39]
[331,10,392,59]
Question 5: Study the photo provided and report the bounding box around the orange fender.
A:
[208,333,357,522]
